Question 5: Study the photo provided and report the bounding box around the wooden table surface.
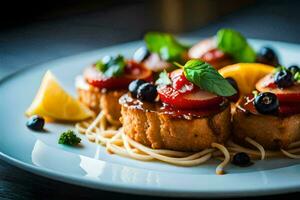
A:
[1,0,300,199]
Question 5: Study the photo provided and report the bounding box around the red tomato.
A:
[256,74,300,102]
[84,60,152,89]
[170,69,194,93]
[158,85,224,109]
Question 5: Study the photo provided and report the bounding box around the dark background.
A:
[1,0,300,199]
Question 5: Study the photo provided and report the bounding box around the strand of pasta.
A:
[227,140,281,157]
[211,143,230,175]
[245,137,266,160]
[121,131,154,161]
[281,149,300,159]
[75,114,300,176]
[123,132,213,166]
[77,116,215,165]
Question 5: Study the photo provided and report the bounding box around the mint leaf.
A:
[144,32,188,63]
[95,55,126,77]
[155,71,172,85]
[183,60,237,96]
[217,29,256,63]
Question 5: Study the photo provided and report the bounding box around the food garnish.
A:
[274,68,294,88]
[137,83,157,102]
[219,63,274,94]
[254,92,279,114]
[144,32,188,63]
[26,71,93,121]
[156,65,226,109]
[26,115,45,131]
[180,60,237,96]
[86,60,152,89]
[58,130,81,146]
[128,79,147,97]
[287,65,300,75]
[294,72,300,83]
[217,28,256,63]
[256,46,279,66]
[155,70,172,86]
[232,152,252,167]
[95,55,126,78]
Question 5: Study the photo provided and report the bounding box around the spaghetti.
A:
[75,111,300,175]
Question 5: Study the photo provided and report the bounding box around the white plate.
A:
[1,38,300,198]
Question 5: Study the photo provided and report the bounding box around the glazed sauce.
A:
[119,94,228,120]
[236,95,258,115]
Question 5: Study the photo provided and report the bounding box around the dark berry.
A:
[226,77,239,91]
[133,46,150,63]
[128,79,147,97]
[274,70,294,88]
[226,77,240,102]
[232,152,251,167]
[26,115,45,131]
[287,65,300,74]
[254,92,279,115]
[137,83,157,102]
[256,47,279,66]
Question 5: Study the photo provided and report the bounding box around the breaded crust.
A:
[77,86,125,123]
[233,108,300,150]
[120,97,231,152]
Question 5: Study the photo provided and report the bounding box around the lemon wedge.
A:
[219,63,274,95]
[26,71,94,121]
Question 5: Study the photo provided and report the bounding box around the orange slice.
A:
[219,63,275,95]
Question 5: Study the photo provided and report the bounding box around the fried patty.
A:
[233,106,300,150]
[119,94,231,152]
[76,76,125,123]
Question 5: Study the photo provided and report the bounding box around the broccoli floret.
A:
[58,130,81,146]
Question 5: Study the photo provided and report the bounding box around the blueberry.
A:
[26,115,45,131]
[257,47,279,66]
[254,92,279,115]
[133,46,150,63]
[274,70,294,88]
[226,77,239,91]
[137,83,157,102]
[287,65,300,74]
[128,79,147,97]
[232,152,251,167]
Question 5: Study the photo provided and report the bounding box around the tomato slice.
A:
[158,85,223,109]
[170,69,194,93]
[84,60,152,89]
[256,74,300,102]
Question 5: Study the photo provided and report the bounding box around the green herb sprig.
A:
[144,32,188,63]
[294,72,300,83]
[217,29,256,63]
[58,130,81,146]
[95,55,126,78]
[181,60,237,96]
